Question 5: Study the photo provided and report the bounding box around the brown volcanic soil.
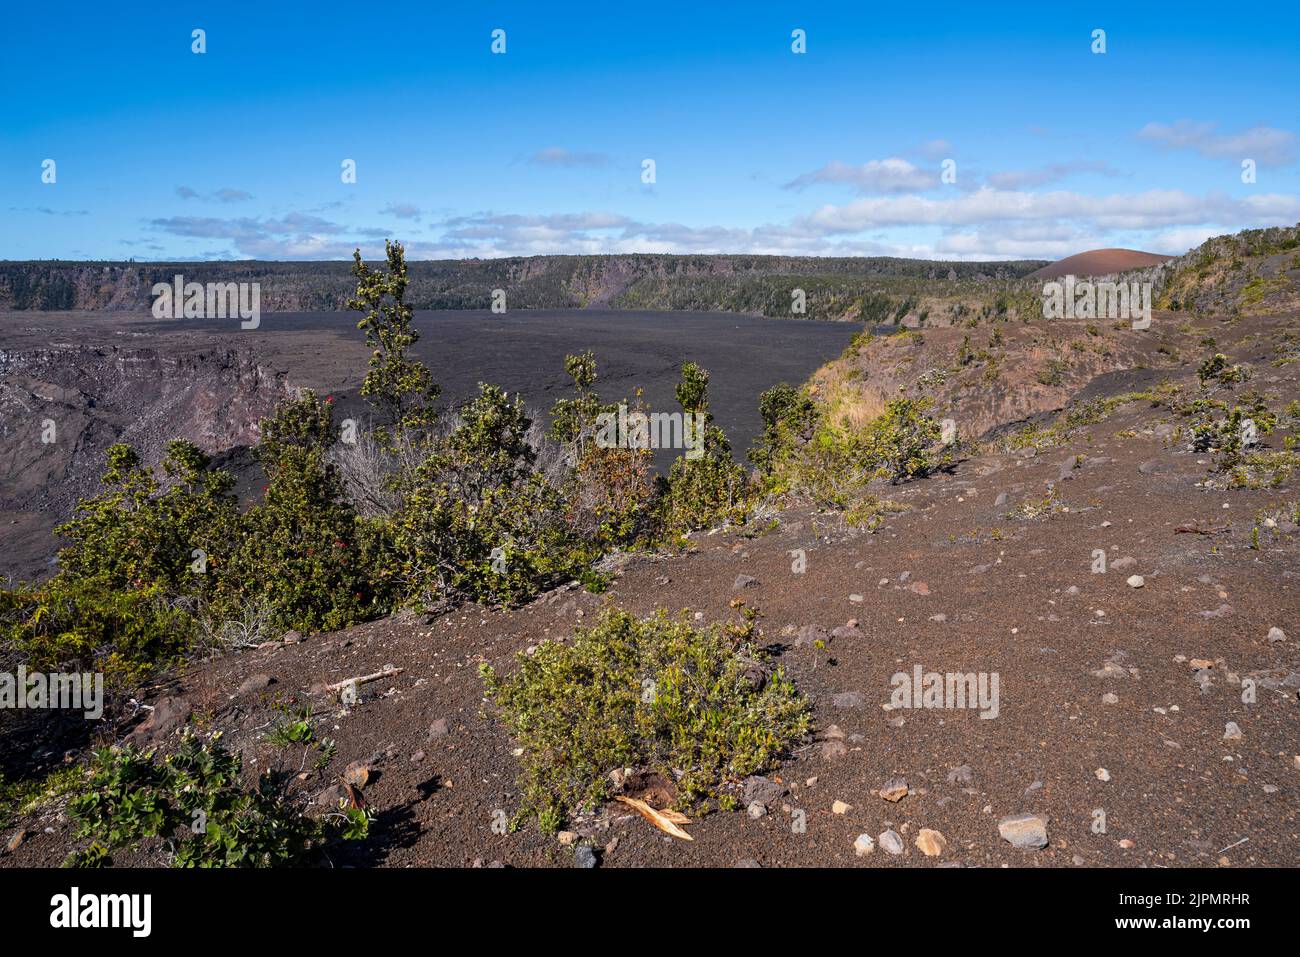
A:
[1028,249,1175,280]
[4,309,1299,870]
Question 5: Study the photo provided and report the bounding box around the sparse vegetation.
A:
[64,733,365,867]
[480,608,810,832]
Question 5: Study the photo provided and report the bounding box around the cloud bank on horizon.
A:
[2,2,1297,263]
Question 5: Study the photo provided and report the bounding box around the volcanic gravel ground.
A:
[6,398,1298,867]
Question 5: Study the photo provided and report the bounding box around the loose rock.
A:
[879,829,905,855]
[916,828,947,857]
[879,778,909,803]
[998,813,1049,849]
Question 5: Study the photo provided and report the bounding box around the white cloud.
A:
[785,158,938,194]
[1138,120,1297,167]
[985,161,1122,190]
[145,186,1300,262]
[799,187,1300,233]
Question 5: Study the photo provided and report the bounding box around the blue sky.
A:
[3,1,1298,261]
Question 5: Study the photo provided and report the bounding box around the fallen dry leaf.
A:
[615,795,693,840]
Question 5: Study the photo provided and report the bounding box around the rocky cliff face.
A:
[0,255,1047,315]
[0,341,291,579]
[1157,225,1300,316]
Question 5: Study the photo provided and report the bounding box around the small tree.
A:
[211,391,391,633]
[391,384,591,607]
[348,240,440,448]
[657,363,749,534]
[549,352,656,547]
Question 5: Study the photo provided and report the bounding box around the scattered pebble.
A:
[879,778,909,803]
[998,813,1049,849]
[916,828,947,857]
[946,765,973,785]
[879,829,905,855]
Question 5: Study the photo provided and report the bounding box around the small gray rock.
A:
[946,764,973,785]
[998,813,1049,849]
[879,829,905,855]
[742,776,786,810]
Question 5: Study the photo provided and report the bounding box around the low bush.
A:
[1,575,193,689]
[481,607,810,832]
[55,441,237,600]
[65,732,365,867]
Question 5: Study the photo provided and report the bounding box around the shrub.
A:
[1197,352,1250,386]
[64,733,358,867]
[859,397,953,484]
[750,383,817,475]
[209,391,393,634]
[391,384,593,606]
[657,363,749,533]
[481,608,810,832]
[54,441,237,600]
[1,575,193,689]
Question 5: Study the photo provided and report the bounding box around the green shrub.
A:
[391,384,593,606]
[859,397,953,484]
[657,363,749,533]
[64,732,359,867]
[1,575,193,689]
[209,391,392,634]
[481,608,810,832]
[55,441,237,599]
[1197,352,1251,386]
[750,383,817,474]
